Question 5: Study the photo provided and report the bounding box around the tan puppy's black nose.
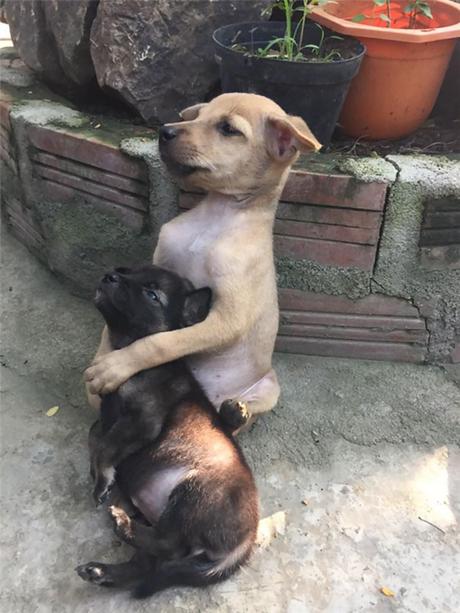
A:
[103,273,119,284]
[159,126,178,142]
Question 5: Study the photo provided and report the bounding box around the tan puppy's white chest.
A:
[156,203,241,289]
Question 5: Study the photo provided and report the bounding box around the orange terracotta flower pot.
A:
[311,0,460,140]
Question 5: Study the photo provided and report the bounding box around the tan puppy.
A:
[85,93,321,420]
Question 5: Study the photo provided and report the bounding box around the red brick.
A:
[275,219,379,245]
[277,201,382,229]
[27,125,148,181]
[32,151,148,197]
[280,310,426,331]
[35,165,148,213]
[282,170,387,210]
[278,323,426,343]
[278,288,421,317]
[275,336,425,363]
[274,235,375,270]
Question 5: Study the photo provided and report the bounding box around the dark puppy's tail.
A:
[133,537,254,599]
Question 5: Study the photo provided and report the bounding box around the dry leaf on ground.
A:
[380,586,395,597]
[256,511,286,549]
[46,405,60,417]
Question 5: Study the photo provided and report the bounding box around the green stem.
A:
[298,0,308,52]
[284,0,293,60]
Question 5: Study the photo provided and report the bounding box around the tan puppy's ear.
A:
[266,115,322,161]
[288,115,322,151]
[179,103,208,121]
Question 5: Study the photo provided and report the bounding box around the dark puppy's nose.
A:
[159,126,178,142]
[103,273,119,284]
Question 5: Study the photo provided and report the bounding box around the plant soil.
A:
[329,115,460,156]
[236,36,357,63]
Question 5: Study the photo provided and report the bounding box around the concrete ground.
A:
[1,228,459,613]
[0,23,11,49]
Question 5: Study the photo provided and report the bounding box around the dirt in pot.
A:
[232,32,356,63]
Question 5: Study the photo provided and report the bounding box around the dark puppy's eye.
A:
[145,288,159,302]
[217,120,242,137]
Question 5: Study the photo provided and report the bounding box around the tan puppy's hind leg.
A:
[219,369,280,434]
[86,326,112,410]
[238,368,280,416]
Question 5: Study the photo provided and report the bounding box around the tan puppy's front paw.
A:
[84,350,136,395]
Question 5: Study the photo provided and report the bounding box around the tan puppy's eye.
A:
[217,120,242,137]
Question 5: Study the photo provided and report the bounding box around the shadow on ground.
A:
[1,230,459,613]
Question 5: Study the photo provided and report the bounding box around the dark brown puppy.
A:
[76,265,258,598]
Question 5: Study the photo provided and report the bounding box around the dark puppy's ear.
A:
[182,287,212,327]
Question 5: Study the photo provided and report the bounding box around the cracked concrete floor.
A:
[1,229,459,613]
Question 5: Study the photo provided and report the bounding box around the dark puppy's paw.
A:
[93,472,115,506]
[76,563,113,586]
[109,505,133,542]
[93,483,112,507]
[219,399,250,430]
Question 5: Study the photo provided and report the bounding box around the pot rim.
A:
[212,21,366,67]
[311,0,460,43]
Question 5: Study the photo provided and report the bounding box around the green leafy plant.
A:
[352,0,433,29]
[292,26,344,61]
[405,1,433,29]
[232,0,343,63]
[352,0,392,26]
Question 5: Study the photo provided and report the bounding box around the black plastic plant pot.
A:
[213,21,366,145]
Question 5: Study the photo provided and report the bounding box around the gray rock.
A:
[42,0,98,86]
[5,0,96,88]
[90,0,268,124]
[5,0,67,87]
